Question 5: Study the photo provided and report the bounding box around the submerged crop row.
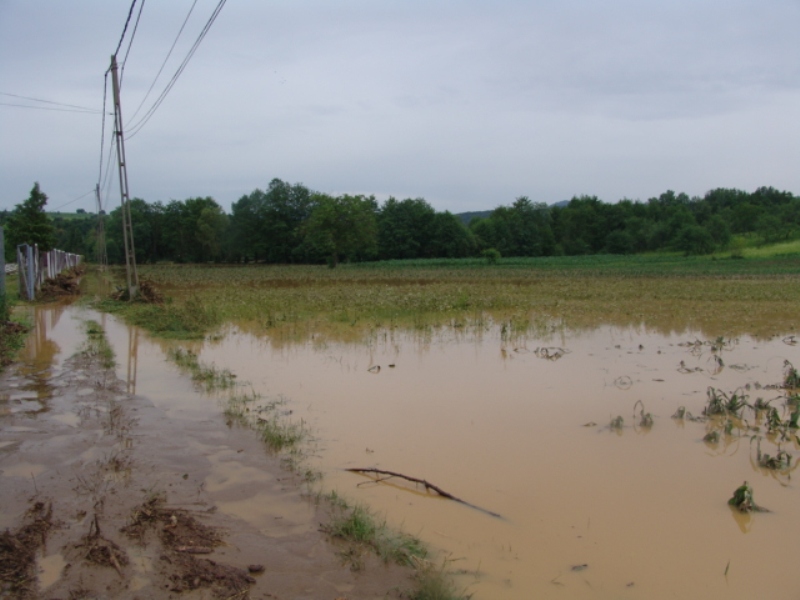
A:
[102,259,800,341]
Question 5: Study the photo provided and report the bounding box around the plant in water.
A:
[755,438,792,470]
[609,415,624,430]
[783,360,800,389]
[81,320,115,370]
[411,559,471,600]
[728,481,767,513]
[167,347,235,392]
[633,400,653,428]
[703,387,748,417]
[323,503,427,568]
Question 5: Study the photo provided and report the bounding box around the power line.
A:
[120,0,147,88]
[97,72,110,193]
[0,102,100,114]
[128,0,199,124]
[51,189,96,212]
[0,92,101,113]
[115,0,140,57]
[126,0,228,139]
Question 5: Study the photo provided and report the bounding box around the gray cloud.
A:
[1,0,798,214]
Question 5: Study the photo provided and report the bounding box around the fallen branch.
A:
[345,468,503,519]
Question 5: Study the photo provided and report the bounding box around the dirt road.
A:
[0,303,412,599]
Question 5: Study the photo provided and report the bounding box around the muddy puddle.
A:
[2,301,800,599]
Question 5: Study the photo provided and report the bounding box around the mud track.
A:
[0,309,413,599]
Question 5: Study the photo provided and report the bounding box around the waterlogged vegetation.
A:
[0,278,29,370]
[167,347,235,391]
[319,492,467,600]
[97,294,219,339]
[99,252,800,344]
[81,320,116,370]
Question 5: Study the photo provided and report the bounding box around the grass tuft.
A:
[167,347,235,392]
[80,320,115,369]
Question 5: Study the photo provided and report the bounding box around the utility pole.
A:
[110,54,139,299]
[95,184,108,271]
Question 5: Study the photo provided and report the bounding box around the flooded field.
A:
[3,293,800,598]
[197,321,800,599]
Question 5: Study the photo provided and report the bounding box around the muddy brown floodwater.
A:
[0,303,414,599]
[196,320,800,600]
[3,301,800,600]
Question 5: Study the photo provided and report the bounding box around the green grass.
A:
[80,320,116,369]
[742,239,800,258]
[95,294,220,339]
[320,494,467,598]
[0,276,31,370]
[167,347,236,391]
[322,500,428,567]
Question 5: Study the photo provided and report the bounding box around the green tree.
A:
[7,182,55,251]
[427,211,477,258]
[304,193,378,267]
[196,204,228,261]
[377,197,436,259]
[673,224,715,255]
[228,179,313,263]
[470,197,554,257]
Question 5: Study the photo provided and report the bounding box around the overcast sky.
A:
[1,0,799,215]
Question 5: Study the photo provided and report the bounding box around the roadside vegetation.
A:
[0,278,28,370]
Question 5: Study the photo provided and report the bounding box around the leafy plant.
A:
[481,248,501,265]
[783,360,800,389]
[728,481,767,512]
[633,400,654,428]
[703,387,748,417]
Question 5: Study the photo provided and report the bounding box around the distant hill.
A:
[47,211,97,221]
[456,210,493,225]
[456,201,569,225]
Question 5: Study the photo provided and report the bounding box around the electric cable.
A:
[126,0,228,139]
[0,92,100,114]
[120,0,147,88]
[0,102,100,114]
[115,0,139,57]
[128,0,199,123]
[51,189,96,212]
[97,72,110,190]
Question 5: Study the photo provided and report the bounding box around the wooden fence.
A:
[16,244,82,301]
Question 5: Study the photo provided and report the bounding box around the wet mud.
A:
[0,303,414,599]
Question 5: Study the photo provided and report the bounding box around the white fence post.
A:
[15,244,83,300]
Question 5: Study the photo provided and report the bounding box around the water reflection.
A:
[125,324,139,394]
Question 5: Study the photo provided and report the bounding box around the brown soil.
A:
[38,266,86,301]
[109,279,164,304]
[0,314,415,599]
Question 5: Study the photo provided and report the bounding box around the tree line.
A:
[4,180,800,265]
